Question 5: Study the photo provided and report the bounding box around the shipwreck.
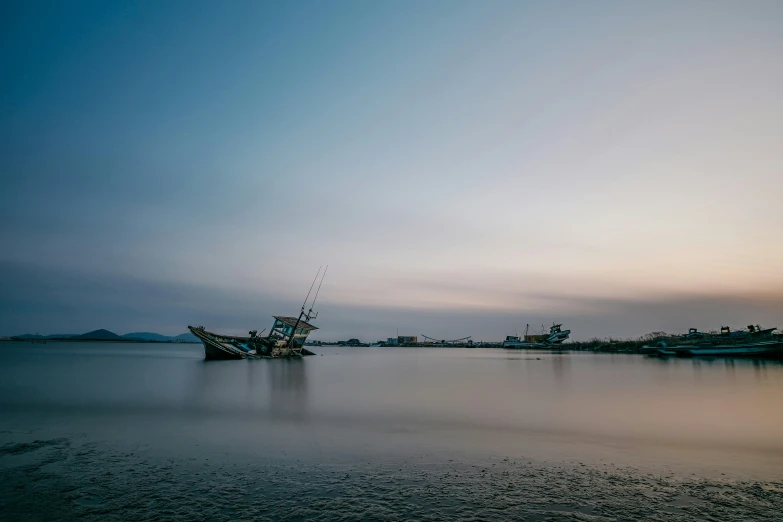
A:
[189,267,327,360]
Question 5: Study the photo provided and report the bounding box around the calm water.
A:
[1,342,782,520]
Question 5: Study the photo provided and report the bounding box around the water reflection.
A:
[752,359,770,381]
[267,359,309,420]
[3,344,783,479]
[188,359,235,408]
[724,358,736,382]
[552,354,570,385]
[692,359,703,379]
[646,354,781,384]
[184,358,309,421]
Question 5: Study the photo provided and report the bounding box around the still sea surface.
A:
[1,342,782,521]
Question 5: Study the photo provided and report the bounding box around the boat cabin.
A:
[269,316,318,348]
[545,323,571,344]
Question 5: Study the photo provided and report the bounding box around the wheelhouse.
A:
[269,316,318,348]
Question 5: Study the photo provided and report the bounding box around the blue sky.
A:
[2,1,782,340]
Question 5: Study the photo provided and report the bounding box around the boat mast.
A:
[306,266,328,322]
[287,267,322,354]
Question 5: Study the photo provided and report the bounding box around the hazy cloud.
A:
[2,2,782,339]
[2,261,780,341]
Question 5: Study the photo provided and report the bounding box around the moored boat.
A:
[675,340,782,358]
[642,324,782,358]
[503,323,571,349]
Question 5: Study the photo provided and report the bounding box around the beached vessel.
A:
[641,325,782,358]
[503,323,571,348]
[189,316,318,360]
[642,340,783,358]
[678,340,782,357]
[189,268,327,360]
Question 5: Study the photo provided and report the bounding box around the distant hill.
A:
[122,332,199,342]
[15,333,75,339]
[74,329,123,340]
[122,332,171,342]
[172,332,198,343]
[12,330,199,342]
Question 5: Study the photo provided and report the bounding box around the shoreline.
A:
[3,338,781,360]
[1,338,200,344]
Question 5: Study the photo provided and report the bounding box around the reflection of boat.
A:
[503,323,571,348]
[189,317,318,360]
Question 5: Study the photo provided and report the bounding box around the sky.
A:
[1,0,782,341]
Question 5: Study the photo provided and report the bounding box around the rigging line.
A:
[308,265,328,313]
[288,266,322,353]
[300,266,322,312]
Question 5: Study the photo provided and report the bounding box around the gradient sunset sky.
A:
[2,1,782,340]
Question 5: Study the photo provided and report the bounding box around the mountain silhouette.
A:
[12,330,199,342]
[74,329,123,340]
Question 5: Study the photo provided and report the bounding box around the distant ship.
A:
[503,323,571,348]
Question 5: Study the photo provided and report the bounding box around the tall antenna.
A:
[306,265,328,321]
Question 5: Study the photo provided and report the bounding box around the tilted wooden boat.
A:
[190,268,329,360]
[189,316,318,360]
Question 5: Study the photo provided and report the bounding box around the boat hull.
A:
[204,339,246,360]
[644,340,783,358]
[503,342,545,349]
[679,341,782,357]
[188,326,316,360]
